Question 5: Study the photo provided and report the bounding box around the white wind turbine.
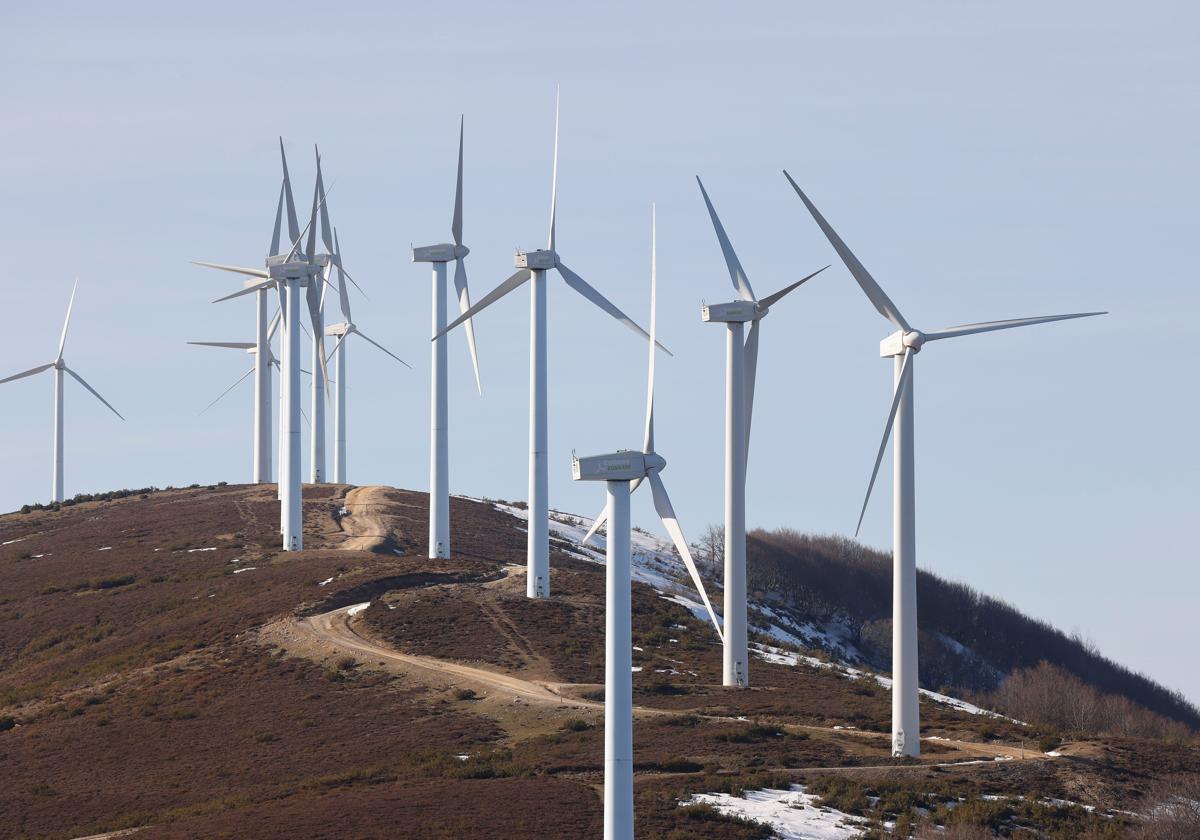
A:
[684,177,827,688]
[570,207,721,840]
[0,281,124,502]
[326,228,411,484]
[412,117,482,558]
[435,91,662,599]
[196,145,329,550]
[785,171,1105,756]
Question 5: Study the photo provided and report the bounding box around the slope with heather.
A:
[0,485,1195,839]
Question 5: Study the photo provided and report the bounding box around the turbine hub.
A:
[644,453,666,473]
[880,329,925,357]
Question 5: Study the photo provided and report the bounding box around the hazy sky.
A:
[3,2,1197,703]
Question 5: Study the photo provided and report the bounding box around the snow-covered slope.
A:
[492,502,1015,722]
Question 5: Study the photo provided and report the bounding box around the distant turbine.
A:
[412,117,483,558]
[571,207,720,840]
[0,281,124,502]
[436,89,663,599]
[690,176,827,688]
[786,171,1105,756]
[187,337,277,470]
[326,228,410,484]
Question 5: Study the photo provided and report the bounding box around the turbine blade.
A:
[268,307,282,341]
[269,179,285,256]
[354,328,412,369]
[304,167,320,263]
[783,170,910,331]
[548,85,559,251]
[199,366,255,415]
[333,228,352,322]
[315,147,334,255]
[0,362,55,385]
[557,262,671,355]
[452,116,464,247]
[855,348,913,537]
[435,268,531,340]
[283,179,335,262]
[57,279,79,361]
[696,177,755,302]
[212,278,274,304]
[191,261,270,279]
[759,265,830,309]
[923,311,1106,343]
[644,204,657,454]
[280,137,301,244]
[187,341,256,350]
[647,471,724,642]
[743,318,760,465]
[454,258,482,395]
[64,366,124,420]
[581,505,608,546]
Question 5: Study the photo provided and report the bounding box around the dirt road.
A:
[338,486,402,552]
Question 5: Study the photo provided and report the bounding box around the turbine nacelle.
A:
[515,249,557,270]
[701,299,758,323]
[268,262,316,283]
[880,329,926,357]
[411,243,469,263]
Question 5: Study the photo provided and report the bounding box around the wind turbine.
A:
[688,177,827,688]
[196,141,328,550]
[570,207,721,840]
[435,90,662,600]
[0,281,123,502]
[186,336,277,471]
[785,171,1105,756]
[326,228,411,484]
[412,117,482,558]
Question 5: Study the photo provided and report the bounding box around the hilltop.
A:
[0,484,1196,839]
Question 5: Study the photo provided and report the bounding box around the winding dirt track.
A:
[285,605,1049,768]
[299,604,604,710]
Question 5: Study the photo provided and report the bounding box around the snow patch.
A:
[98,546,113,551]
[318,577,335,587]
[347,602,370,616]
[685,785,868,839]
[187,547,217,553]
[2,537,27,546]
[233,566,257,574]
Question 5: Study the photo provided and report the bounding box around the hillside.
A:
[0,484,1196,839]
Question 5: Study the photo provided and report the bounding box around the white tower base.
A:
[604,479,633,840]
[282,278,304,551]
[52,366,64,503]
[723,321,748,687]
[527,268,549,598]
[430,262,450,558]
[892,352,919,756]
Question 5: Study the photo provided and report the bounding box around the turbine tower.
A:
[785,171,1105,756]
[691,177,827,687]
[570,207,721,840]
[435,90,661,599]
[412,117,483,558]
[326,228,411,483]
[0,281,124,502]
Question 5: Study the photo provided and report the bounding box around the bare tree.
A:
[691,524,724,580]
[1130,774,1200,839]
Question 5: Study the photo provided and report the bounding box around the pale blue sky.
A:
[2,2,1197,702]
